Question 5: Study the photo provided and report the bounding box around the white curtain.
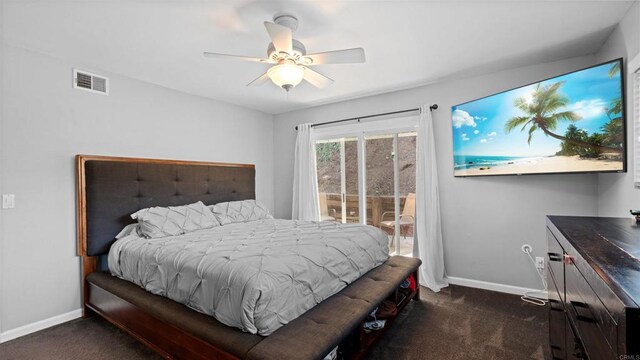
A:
[292,123,321,221]
[416,104,448,292]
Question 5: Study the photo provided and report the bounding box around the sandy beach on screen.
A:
[455,155,623,176]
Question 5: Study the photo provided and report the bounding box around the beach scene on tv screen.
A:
[452,60,624,176]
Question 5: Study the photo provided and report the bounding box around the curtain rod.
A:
[294,104,438,130]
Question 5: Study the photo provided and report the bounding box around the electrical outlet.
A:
[535,256,544,271]
[2,194,15,209]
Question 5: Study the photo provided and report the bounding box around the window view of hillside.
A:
[316,135,416,198]
[315,132,417,256]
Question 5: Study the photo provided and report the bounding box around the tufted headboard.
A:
[76,155,256,257]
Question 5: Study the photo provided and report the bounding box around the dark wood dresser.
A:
[546,216,640,359]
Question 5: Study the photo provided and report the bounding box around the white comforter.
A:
[108,219,389,335]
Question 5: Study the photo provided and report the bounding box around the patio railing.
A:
[321,193,410,227]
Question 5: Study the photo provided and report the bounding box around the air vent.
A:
[73,69,109,95]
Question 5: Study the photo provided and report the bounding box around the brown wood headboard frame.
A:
[76,154,256,315]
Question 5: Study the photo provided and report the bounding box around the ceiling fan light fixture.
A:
[203,13,365,92]
[267,62,304,91]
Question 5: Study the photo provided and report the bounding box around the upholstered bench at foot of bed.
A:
[86,255,422,360]
[246,256,422,360]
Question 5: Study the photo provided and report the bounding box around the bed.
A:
[77,155,422,360]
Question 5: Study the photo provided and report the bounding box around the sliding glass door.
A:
[315,128,417,256]
[396,132,417,255]
[315,137,359,223]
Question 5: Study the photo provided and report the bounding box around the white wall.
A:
[0,44,274,334]
[273,56,601,290]
[0,1,6,335]
[596,2,640,217]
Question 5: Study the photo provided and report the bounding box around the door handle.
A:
[549,298,564,311]
[548,252,562,262]
[570,301,596,323]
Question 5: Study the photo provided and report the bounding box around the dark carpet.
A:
[366,285,549,359]
[0,285,549,360]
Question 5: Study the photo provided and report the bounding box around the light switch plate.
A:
[2,194,15,209]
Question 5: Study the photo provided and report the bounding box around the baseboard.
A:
[0,308,83,343]
[446,276,547,298]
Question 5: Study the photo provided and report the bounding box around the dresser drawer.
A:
[548,273,567,359]
[566,260,617,359]
[547,228,565,300]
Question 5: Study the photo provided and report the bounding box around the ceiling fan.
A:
[203,14,366,92]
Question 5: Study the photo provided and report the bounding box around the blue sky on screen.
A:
[452,61,622,157]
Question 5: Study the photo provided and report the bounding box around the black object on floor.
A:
[0,285,549,360]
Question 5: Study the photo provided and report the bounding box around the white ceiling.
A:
[2,0,634,114]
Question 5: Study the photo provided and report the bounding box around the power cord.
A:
[521,246,548,306]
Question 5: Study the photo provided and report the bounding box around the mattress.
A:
[108,219,390,335]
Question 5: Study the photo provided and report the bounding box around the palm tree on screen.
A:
[601,61,623,149]
[607,62,622,122]
[505,82,621,153]
[608,62,620,78]
[601,119,624,148]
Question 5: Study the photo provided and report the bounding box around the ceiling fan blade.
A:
[247,72,270,87]
[264,21,293,53]
[303,67,334,88]
[304,48,365,65]
[203,52,268,63]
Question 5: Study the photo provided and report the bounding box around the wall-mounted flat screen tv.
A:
[452,58,625,177]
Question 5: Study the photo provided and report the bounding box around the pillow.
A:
[131,201,219,238]
[209,200,273,225]
[115,223,140,239]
